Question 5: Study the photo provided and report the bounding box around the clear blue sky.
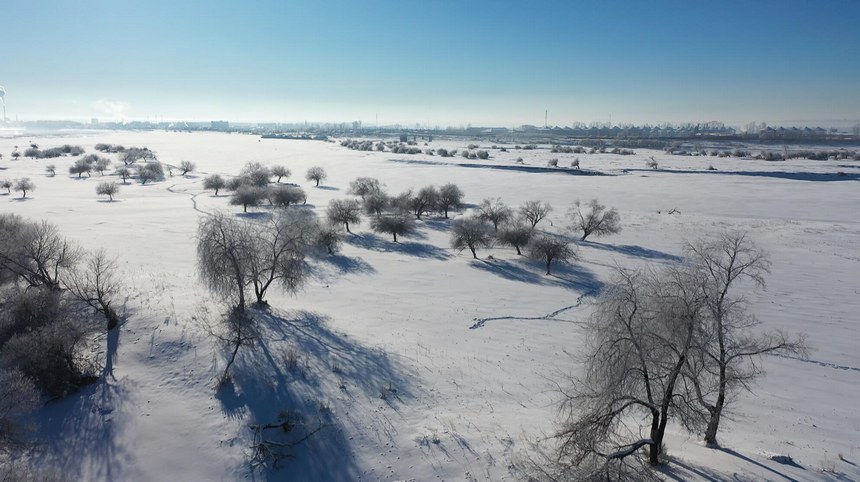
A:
[2,0,859,127]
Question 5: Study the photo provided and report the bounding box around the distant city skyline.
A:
[3,0,859,128]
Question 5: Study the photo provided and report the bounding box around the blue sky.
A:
[2,0,859,127]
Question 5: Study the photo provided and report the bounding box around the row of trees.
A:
[534,232,807,479]
[0,178,34,198]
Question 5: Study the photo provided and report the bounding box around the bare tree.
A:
[646,156,658,169]
[408,186,439,219]
[569,200,621,241]
[197,212,253,311]
[370,211,416,242]
[267,185,306,207]
[203,174,226,195]
[450,216,493,259]
[271,165,291,183]
[136,162,164,184]
[246,211,315,306]
[63,249,121,330]
[94,157,111,175]
[497,222,533,255]
[0,367,40,445]
[363,191,389,218]
[553,266,706,470]
[437,183,464,218]
[13,178,34,199]
[682,232,807,446]
[230,185,266,212]
[45,164,56,176]
[519,201,553,229]
[0,215,79,289]
[315,222,344,255]
[348,177,382,199]
[478,198,513,232]
[306,166,327,187]
[69,159,93,178]
[241,161,272,187]
[95,181,119,201]
[326,199,362,233]
[527,234,575,275]
[179,160,196,176]
[116,167,132,184]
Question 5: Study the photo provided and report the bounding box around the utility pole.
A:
[545,109,548,129]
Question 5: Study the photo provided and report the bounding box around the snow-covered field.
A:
[1,131,858,481]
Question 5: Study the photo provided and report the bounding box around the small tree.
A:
[497,222,533,255]
[116,167,132,184]
[646,156,659,169]
[408,186,439,219]
[348,177,382,199]
[519,200,553,229]
[450,217,492,259]
[11,151,21,160]
[527,234,575,275]
[371,212,416,242]
[326,199,362,233]
[136,162,164,184]
[478,198,513,232]
[547,158,559,167]
[271,165,291,183]
[315,223,344,255]
[14,178,34,198]
[94,157,111,175]
[571,158,580,169]
[569,200,621,241]
[96,181,120,201]
[267,185,306,207]
[63,249,121,330]
[240,161,272,187]
[1,179,11,194]
[69,158,94,178]
[179,160,196,176]
[230,185,266,212]
[363,191,389,218]
[437,183,464,218]
[197,212,253,311]
[306,166,327,187]
[45,164,56,176]
[203,174,226,195]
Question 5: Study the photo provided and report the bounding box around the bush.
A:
[547,158,558,167]
[476,150,489,159]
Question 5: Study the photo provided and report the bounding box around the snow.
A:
[1,131,858,481]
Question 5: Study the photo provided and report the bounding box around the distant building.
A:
[211,120,229,130]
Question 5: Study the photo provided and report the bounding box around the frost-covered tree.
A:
[571,158,580,169]
[179,160,196,176]
[240,161,272,187]
[348,177,382,199]
[437,183,464,218]
[646,157,659,169]
[45,164,56,176]
[450,217,492,259]
[363,191,389,218]
[94,157,111,175]
[116,167,132,184]
[519,200,553,229]
[136,162,164,185]
[230,185,266,212]
[315,222,344,255]
[408,186,439,219]
[63,249,121,330]
[682,232,807,446]
[306,166,327,187]
[569,200,621,241]
[271,165,290,183]
[0,367,40,445]
[267,185,306,207]
[197,212,253,311]
[95,181,119,201]
[203,174,226,195]
[13,178,34,199]
[1,180,11,194]
[497,222,533,255]
[69,158,93,178]
[478,198,513,232]
[371,211,416,242]
[527,234,575,275]
[326,199,362,233]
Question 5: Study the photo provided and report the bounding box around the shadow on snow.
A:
[469,257,603,292]
[579,240,683,262]
[345,232,450,260]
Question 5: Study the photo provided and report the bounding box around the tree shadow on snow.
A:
[310,253,376,276]
[579,240,682,262]
[30,327,133,481]
[313,185,339,191]
[470,257,603,292]
[216,308,414,481]
[345,232,449,260]
[659,449,818,482]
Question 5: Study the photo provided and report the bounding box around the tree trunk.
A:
[315,179,320,186]
[648,415,663,465]
[243,204,248,213]
[515,245,522,255]
[545,259,552,275]
[345,222,351,233]
[704,366,728,445]
[470,247,477,259]
[393,232,398,243]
